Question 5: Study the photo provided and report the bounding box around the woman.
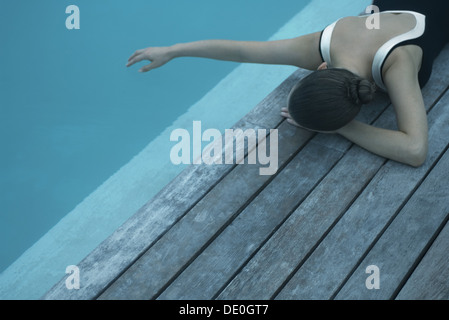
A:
[126,0,449,167]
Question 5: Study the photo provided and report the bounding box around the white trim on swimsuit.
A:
[320,10,426,91]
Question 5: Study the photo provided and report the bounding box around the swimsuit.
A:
[319,1,449,90]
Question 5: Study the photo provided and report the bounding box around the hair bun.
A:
[349,78,376,105]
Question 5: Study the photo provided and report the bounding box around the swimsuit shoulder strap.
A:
[319,11,426,91]
[320,19,340,67]
[371,10,426,91]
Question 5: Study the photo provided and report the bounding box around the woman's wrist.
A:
[168,43,182,59]
[336,120,356,136]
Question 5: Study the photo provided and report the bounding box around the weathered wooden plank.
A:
[218,46,449,300]
[275,89,449,300]
[152,83,391,301]
[42,156,234,300]
[334,148,449,300]
[396,220,449,300]
[42,68,307,300]
[420,46,449,107]
[98,87,389,299]
[156,138,347,300]
[98,120,314,300]
[217,146,385,300]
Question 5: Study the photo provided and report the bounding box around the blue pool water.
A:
[0,0,311,273]
[0,0,371,299]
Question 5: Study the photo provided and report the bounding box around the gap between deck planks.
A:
[44,45,449,300]
[396,219,449,300]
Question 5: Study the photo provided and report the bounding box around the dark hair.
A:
[287,68,376,132]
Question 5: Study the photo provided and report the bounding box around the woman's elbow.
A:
[406,140,428,168]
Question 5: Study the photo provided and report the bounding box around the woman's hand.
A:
[281,107,302,127]
[281,107,337,134]
[126,47,174,72]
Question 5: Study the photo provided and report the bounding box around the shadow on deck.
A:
[44,45,449,300]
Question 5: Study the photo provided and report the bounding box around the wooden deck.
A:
[44,45,449,300]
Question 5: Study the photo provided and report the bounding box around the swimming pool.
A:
[0,0,311,272]
[0,0,370,299]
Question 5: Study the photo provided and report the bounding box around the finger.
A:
[139,63,156,73]
[280,111,289,118]
[287,118,300,127]
[127,55,145,67]
[128,49,144,62]
[281,107,288,112]
[127,51,146,67]
[317,62,328,70]
[127,55,147,67]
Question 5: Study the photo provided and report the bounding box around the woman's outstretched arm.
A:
[126,33,323,72]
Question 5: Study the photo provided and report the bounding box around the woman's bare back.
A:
[320,12,423,82]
